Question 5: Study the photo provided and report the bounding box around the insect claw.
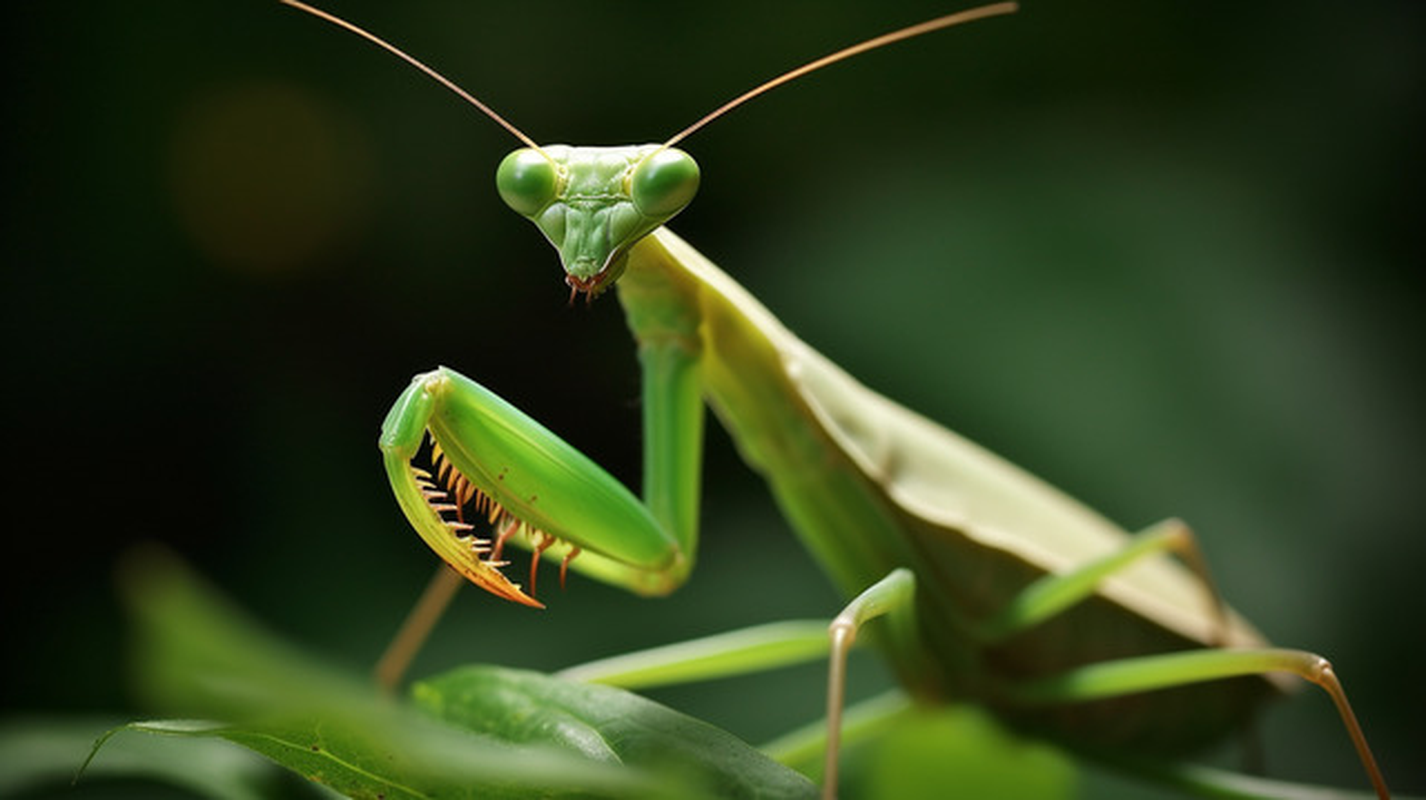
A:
[560,546,581,589]
[453,476,474,506]
[430,443,459,486]
[407,434,570,607]
[529,533,557,597]
[492,520,520,561]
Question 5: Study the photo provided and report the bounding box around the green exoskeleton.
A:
[283,2,1392,798]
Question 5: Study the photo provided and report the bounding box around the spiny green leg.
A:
[376,366,704,681]
[971,519,1390,800]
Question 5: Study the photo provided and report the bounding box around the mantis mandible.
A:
[282,2,1392,798]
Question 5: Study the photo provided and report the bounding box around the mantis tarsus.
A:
[282,2,1394,798]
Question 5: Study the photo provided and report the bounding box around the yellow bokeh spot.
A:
[168,82,374,275]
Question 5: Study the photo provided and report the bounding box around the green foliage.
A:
[413,666,815,799]
[76,548,815,799]
[0,717,286,800]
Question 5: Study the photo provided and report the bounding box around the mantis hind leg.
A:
[969,519,1390,799]
[823,569,918,800]
[1005,647,1389,800]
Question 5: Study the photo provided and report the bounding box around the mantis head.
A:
[496,144,700,298]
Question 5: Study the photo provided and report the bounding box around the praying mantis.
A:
[282,2,1396,798]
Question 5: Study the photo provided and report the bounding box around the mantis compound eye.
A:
[496,148,560,217]
[629,147,700,218]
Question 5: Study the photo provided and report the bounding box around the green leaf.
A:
[109,546,814,798]
[414,665,818,799]
[90,716,639,800]
[1,716,291,800]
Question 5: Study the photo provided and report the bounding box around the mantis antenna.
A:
[662,2,1018,148]
[279,1,1018,150]
[278,0,544,154]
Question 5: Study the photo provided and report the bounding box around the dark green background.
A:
[5,0,1422,796]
